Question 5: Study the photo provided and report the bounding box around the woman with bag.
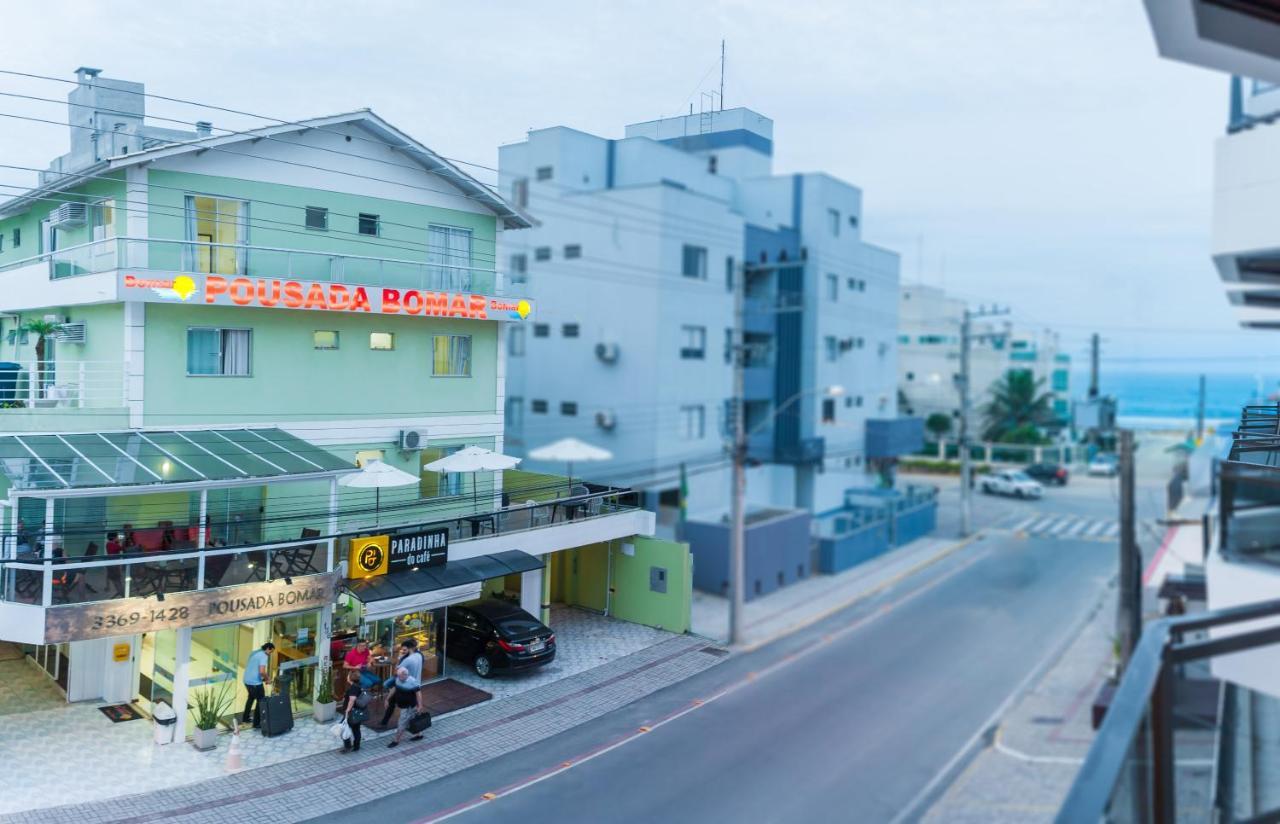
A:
[340,670,367,753]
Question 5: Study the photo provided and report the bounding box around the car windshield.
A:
[1011,472,1033,482]
[496,616,544,636]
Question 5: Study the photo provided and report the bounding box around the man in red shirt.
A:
[343,638,372,671]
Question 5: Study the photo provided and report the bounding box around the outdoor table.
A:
[463,514,497,537]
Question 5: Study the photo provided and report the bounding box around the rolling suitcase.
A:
[260,676,294,738]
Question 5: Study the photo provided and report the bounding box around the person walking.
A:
[401,638,426,711]
[386,666,422,748]
[378,640,420,728]
[241,642,274,728]
[340,670,366,753]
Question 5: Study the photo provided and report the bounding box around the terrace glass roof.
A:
[0,428,354,491]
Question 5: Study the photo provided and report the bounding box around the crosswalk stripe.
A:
[1054,518,1086,536]
[1103,523,1120,538]
[1025,517,1058,534]
[1064,520,1091,537]
[1011,516,1038,532]
[1085,521,1111,537]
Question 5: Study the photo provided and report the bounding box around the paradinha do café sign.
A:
[120,273,534,321]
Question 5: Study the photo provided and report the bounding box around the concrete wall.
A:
[609,536,691,633]
[684,509,810,600]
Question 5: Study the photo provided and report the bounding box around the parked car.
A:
[1024,462,1070,486]
[1087,454,1119,477]
[980,470,1044,499]
[446,600,556,678]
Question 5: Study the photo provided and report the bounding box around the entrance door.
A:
[185,196,248,275]
[135,630,177,714]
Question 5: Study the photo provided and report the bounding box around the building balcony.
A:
[0,237,514,314]
[0,480,651,645]
[0,360,129,431]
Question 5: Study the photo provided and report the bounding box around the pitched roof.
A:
[0,109,532,229]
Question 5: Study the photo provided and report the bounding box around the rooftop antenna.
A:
[720,40,726,111]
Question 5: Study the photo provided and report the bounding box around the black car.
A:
[1024,462,1069,486]
[446,600,556,678]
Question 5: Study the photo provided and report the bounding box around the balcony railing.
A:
[0,486,642,608]
[0,236,503,295]
[0,360,126,411]
[1057,597,1280,823]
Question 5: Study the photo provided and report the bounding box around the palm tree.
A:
[21,318,62,392]
[980,370,1056,442]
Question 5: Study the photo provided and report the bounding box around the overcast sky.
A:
[2,0,1277,375]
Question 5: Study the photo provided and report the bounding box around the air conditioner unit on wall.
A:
[54,322,86,344]
[595,410,617,431]
[50,202,87,229]
[398,430,422,450]
[595,342,620,363]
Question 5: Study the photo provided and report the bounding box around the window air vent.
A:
[594,342,620,363]
[50,202,87,229]
[54,323,86,344]
[398,430,422,450]
[595,410,617,430]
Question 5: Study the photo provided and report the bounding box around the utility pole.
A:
[728,260,746,646]
[1196,374,1206,441]
[1116,429,1141,668]
[958,305,1009,538]
[1089,333,1100,400]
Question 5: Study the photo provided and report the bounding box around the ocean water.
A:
[1090,371,1276,431]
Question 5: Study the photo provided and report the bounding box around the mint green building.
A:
[0,69,682,741]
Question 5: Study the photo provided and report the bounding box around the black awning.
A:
[343,550,543,603]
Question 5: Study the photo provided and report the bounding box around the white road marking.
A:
[1102,523,1120,538]
[1085,520,1111,537]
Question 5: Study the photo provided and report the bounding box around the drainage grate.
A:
[699,646,730,658]
[1031,716,1064,725]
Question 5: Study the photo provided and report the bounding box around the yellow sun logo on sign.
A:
[172,275,197,301]
[516,300,531,319]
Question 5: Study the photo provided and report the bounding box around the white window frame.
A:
[369,332,395,351]
[680,325,706,360]
[186,327,252,377]
[313,330,340,350]
[682,245,708,280]
[679,405,706,440]
[508,326,526,356]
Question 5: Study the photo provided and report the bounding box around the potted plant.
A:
[190,680,234,751]
[313,663,337,723]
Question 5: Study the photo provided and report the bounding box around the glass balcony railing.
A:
[0,486,642,608]
[1,237,505,295]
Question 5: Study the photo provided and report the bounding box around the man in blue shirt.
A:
[241,642,275,728]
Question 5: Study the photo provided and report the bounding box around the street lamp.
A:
[728,384,844,647]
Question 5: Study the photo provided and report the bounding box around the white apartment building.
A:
[897,284,1070,435]
[498,108,920,520]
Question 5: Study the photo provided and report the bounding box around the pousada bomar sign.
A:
[118,272,533,321]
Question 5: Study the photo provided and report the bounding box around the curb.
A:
[889,574,1117,824]
[735,532,984,654]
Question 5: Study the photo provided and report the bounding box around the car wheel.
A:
[1014,489,1025,499]
[474,655,494,678]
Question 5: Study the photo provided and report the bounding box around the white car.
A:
[1087,455,1119,477]
[980,470,1044,499]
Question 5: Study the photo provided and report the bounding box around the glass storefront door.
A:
[365,608,445,682]
[136,630,177,714]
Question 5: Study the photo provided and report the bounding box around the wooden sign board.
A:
[43,571,341,644]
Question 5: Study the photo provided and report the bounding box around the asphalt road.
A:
[333,510,1120,823]
[315,450,1177,824]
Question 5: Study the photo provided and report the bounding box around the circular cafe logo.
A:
[358,542,384,573]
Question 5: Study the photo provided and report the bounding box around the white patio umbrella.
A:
[528,437,613,494]
[422,446,522,509]
[337,459,419,527]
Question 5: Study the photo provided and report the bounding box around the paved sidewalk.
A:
[921,585,1117,823]
[691,534,971,648]
[4,634,724,824]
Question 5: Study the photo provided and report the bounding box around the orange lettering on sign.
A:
[350,287,371,313]
[257,280,281,307]
[283,281,304,308]
[403,290,423,315]
[303,283,327,310]
[229,278,254,305]
[423,291,449,316]
[382,288,402,314]
[469,294,488,319]
[449,294,470,318]
[329,285,350,311]
[205,276,229,302]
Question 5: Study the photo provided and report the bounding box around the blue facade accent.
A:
[815,485,938,573]
[791,174,803,233]
[865,417,925,459]
[684,509,810,600]
[658,128,773,157]
[744,224,800,263]
[605,139,616,189]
